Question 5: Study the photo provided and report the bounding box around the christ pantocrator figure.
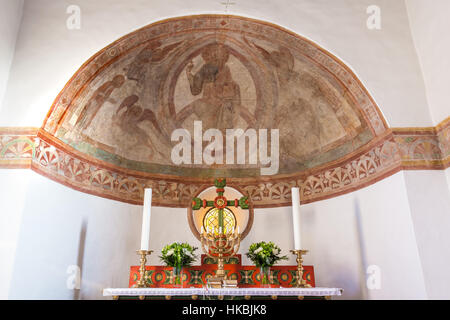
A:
[177,43,254,130]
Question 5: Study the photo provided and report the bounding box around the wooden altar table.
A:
[103,287,343,300]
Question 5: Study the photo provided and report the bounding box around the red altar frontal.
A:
[129,254,315,288]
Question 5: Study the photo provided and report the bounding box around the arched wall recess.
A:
[1,15,448,207]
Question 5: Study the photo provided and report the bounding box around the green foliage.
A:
[239,196,249,209]
[159,242,198,268]
[192,197,202,210]
[246,241,288,267]
[214,178,226,188]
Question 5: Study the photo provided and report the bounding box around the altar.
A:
[103,179,344,300]
[127,254,315,288]
[103,287,343,300]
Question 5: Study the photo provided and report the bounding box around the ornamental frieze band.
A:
[1,118,448,208]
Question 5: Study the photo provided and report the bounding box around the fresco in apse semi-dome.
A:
[52,15,377,178]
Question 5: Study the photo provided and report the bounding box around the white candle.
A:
[291,187,302,250]
[140,188,152,251]
[219,227,223,234]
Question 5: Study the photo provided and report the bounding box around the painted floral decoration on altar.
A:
[246,241,288,286]
[160,242,198,286]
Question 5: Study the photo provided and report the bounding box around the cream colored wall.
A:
[0,170,430,300]
[143,172,428,300]
[0,0,23,114]
[0,169,30,299]
[0,0,431,127]
[402,0,450,299]
[403,170,450,299]
[6,171,143,300]
[302,171,427,300]
[406,0,450,125]
[0,0,448,300]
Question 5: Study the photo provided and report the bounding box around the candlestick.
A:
[140,188,152,251]
[201,228,240,284]
[290,249,311,288]
[133,250,153,288]
[291,187,301,250]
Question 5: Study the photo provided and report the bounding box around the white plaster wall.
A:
[1,169,428,300]
[0,0,23,112]
[6,171,142,300]
[147,206,198,266]
[1,0,445,300]
[403,170,450,299]
[446,168,450,193]
[241,207,298,267]
[0,0,431,127]
[0,169,30,299]
[145,172,427,300]
[302,171,427,300]
[145,202,299,267]
[406,0,450,125]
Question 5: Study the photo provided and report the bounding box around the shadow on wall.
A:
[74,218,87,300]
[302,199,370,299]
[354,198,369,300]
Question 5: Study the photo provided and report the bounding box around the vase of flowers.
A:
[160,242,197,287]
[246,241,288,287]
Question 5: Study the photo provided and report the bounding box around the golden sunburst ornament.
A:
[203,207,236,234]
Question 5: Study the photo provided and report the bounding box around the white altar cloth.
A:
[103,287,343,297]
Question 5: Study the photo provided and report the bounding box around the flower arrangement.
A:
[160,242,197,286]
[160,242,198,268]
[246,241,288,267]
[246,241,288,286]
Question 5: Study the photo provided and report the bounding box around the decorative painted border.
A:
[0,16,448,208]
[393,117,450,170]
[1,117,448,208]
[0,127,37,169]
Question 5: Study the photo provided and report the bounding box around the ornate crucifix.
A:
[192,178,248,283]
[192,178,249,232]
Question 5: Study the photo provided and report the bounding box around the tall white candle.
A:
[291,187,302,250]
[140,188,152,251]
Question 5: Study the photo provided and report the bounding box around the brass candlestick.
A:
[133,250,152,288]
[201,229,240,282]
[290,249,311,288]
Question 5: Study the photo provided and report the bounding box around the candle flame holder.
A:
[200,228,240,282]
[290,249,312,288]
[133,250,152,288]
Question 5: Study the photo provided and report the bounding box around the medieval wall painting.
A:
[47,16,382,179]
[1,16,447,206]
